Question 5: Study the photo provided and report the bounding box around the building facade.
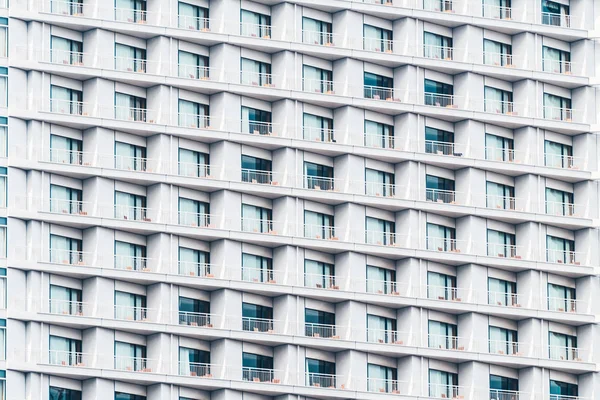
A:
[0,0,599,399]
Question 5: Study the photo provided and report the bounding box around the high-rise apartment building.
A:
[0,0,598,399]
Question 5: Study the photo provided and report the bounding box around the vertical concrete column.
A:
[333,106,364,146]
[334,203,365,243]
[336,350,366,390]
[396,209,421,250]
[397,355,425,396]
[274,344,299,385]
[273,294,299,336]
[332,11,363,50]
[336,252,366,293]
[146,282,172,324]
[82,327,114,369]
[210,239,241,281]
[210,338,243,380]
[332,58,363,98]
[272,99,297,138]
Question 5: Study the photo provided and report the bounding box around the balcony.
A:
[484,99,517,116]
[428,383,462,399]
[50,48,85,66]
[487,291,523,308]
[484,147,524,164]
[541,12,571,28]
[490,389,524,400]
[544,152,578,169]
[486,194,520,211]
[242,316,276,333]
[483,52,514,67]
[177,14,210,31]
[114,56,147,73]
[241,266,277,284]
[114,304,150,322]
[114,7,149,24]
[423,0,454,12]
[489,339,523,357]
[303,126,336,143]
[243,367,281,384]
[49,99,88,116]
[49,299,87,316]
[365,230,397,246]
[365,181,396,197]
[366,328,403,345]
[364,131,395,149]
[428,334,465,351]
[48,248,91,266]
[114,355,155,373]
[304,175,336,191]
[113,105,153,123]
[114,254,151,272]
[367,377,402,394]
[546,249,580,265]
[364,85,398,101]
[113,204,153,222]
[240,22,271,39]
[49,349,87,367]
[240,71,275,88]
[486,243,522,260]
[426,188,457,204]
[244,120,276,136]
[426,236,464,253]
[241,217,274,234]
[423,44,453,60]
[366,279,400,296]
[178,161,211,178]
[543,58,573,75]
[179,361,213,378]
[543,106,573,122]
[178,260,213,278]
[304,273,338,290]
[482,4,512,20]
[302,30,336,46]
[425,140,461,156]
[305,322,338,339]
[179,311,213,328]
[426,285,467,302]
[242,168,274,185]
[302,78,335,94]
[305,372,338,388]
[547,297,578,313]
[545,201,576,217]
[178,112,210,129]
[363,37,393,53]
[549,345,584,362]
[424,92,457,108]
[178,211,213,228]
[49,198,88,216]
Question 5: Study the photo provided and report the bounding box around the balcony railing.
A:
[302,30,336,46]
[364,85,397,101]
[302,78,335,94]
[240,22,271,39]
[489,339,521,356]
[113,154,152,172]
[178,261,213,278]
[546,249,580,265]
[178,211,212,228]
[541,12,571,28]
[303,126,336,143]
[241,266,276,284]
[423,0,453,12]
[47,0,86,16]
[114,355,155,373]
[243,120,275,136]
[304,224,336,240]
[243,317,275,333]
[482,4,512,20]
[114,105,152,123]
[549,345,583,362]
[542,58,572,74]
[179,361,213,377]
[49,249,89,266]
[305,372,340,389]
[179,311,213,327]
[177,14,210,31]
[428,334,464,350]
[365,230,396,246]
[426,236,463,253]
[486,194,519,211]
[426,285,464,302]
[304,273,338,290]
[488,291,522,307]
[423,44,453,60]
[367,377,401,394]
[241,168,273,184]
[424,92,456,108]
[483,52,514,67]
[114,304,149,321]
[243,367,279,383]
[425,140,457,156]
[49,99,87,116]
[178,112,210,129]
[304,175,335,191]
[487,243,521,259]
[544,153,577,169]
[114,254,150,272]
[490,389,524,400]
[305,322,338,338]
[114,204,152,222]
[366,279,400,295]
[543,106,573,122]
[426,188,456,204]
[178,161,211,178]
[49,198,87,215]
[114,8,149,24]
[241,217,274,234]
[240,71,274,87]
[50,49,85,66]
[365,181,395,197]
[545,201,576,217]
[114,56,147,73]
[48,148,87,166]
[366,328,400,344]
[428,383,461,399]
[547,297,578,313]
[178,64,211,80]
[484,99,516,115]
[364,132,395,149]
[49,299,86,316]
[363,37,393,53]
[49,350,87,367]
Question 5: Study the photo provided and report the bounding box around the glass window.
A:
[242,155,272,183]
[178,1,209,30]
[365,120,394,148]
[50,134,82,165]
[304,211,334,240]
[550,381,578,398]
[482,0,512,19]
[0,118,6,158]
[178,99,209,128]
[302,17,332,45]
[303,113,334,142]
[114,291,146,320]
[49,234,82,265]
[544,140,573,168]
[368,363,398,393]
[114,341,147,371]
[428,320,458,349]
[50,184,82,214]
[241,58,272,86]
[178,296,210,326]
[178,148,209,177]
[426,223,456,251]
[178,247,210,277]
[179,346,210,376]
[304,259,335,288]
[178,197,209,227]
[242,253,273,282]
[543,93,572,121]
[546,235,575,264]
[545,188,574,216]
[363,24,393,52]
[429,369,458,398]
[51,36,83,65]
[114,141,146,171]
[50,387,82,400]
[0,68,5,108]
[364,72,393,99]
[114,191,147,221]
[425,126,454,155]
[241,204,272,233]
[49,335,82,366]
[114,240,146,271]
[115,43,146,72]
[306,358,336,387]
[243,352,273,370]
[305,308,335,325]
[178,50,209,79]
[486,181,515,210]
[0,169,7,209]
[488,278,517,306]
[549,331,578,360]
[489,326,518,354]
[490,375,519,395]
[241,106,272,135]
[426,175,455,203]
[302,65,333,93]
[487,229,516,257]
[50,85,82,114]
[423,32,452,59]
[542,0,570,26]
[427,271,457,300]
[485,133,514,162]
[115,92,147,121]
[365,169,395,197]
[304,162,334,190]
[367,314,397,343]
[543,46,571,73]
[115,393,146,400]
[484,86,513,114]
[366,265,396,294]
[240,9,271,38]
[243,303,274,332]
[424,79,453,107]
[365,216,395,245]
[50,285,82,315]
[547,283,576,312]
[483,39,512,66]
